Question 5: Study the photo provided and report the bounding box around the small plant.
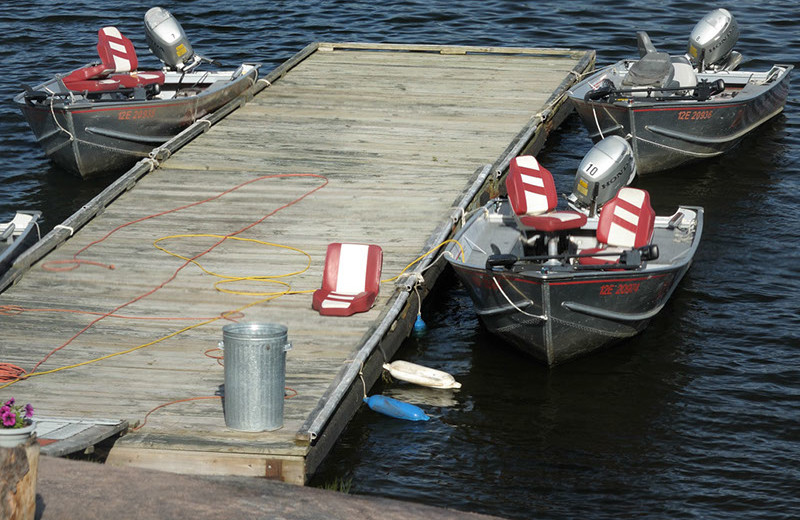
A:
[1,398,34,429]
[322,476,353,494]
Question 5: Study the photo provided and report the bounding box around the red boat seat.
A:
[506,155,587,231]
[312,243,383,317]
[578,187,656,265]
[62,63,121,92]
[62,26,164,92]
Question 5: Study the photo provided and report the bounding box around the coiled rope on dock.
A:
[0,173,329,388]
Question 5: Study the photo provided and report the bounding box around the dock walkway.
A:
[0,43,593,483]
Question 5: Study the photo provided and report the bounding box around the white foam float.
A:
[382,360,461,390]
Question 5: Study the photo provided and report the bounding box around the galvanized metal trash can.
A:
[222,322,291,431]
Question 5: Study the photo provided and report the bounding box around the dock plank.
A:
[0,43,593,483]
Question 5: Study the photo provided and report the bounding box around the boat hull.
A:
[16,66,259,178]
[568,63,792,174]
[445,200,703,366]
[451,263,685,365]
[0,211,42,277]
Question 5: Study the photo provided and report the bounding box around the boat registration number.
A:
[677,109,714,121]
[118,108,156,120]
[599,282,640,296]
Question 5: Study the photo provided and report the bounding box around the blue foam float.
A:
[363,395,430,421]
[413,314,426,336]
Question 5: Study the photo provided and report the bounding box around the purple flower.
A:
[0,398,34,429]
[1,409,17,427]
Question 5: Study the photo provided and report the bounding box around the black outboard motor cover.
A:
[568,136,636,214]
[144,6,197,71]
[688,8,739,71]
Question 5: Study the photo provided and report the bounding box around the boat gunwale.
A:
[567,60,792,109]
[445,200,704,284]
[12,63,261,112]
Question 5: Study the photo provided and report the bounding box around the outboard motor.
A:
[567,136,637,216]
[144,7,201,72]
[687,8,741,72]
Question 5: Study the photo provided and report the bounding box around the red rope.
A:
[1,173,328,382]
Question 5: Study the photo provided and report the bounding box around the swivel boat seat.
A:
[577,187,656,265]
[625,31,697,94]
[312,243,383,317]
[97,27,165,89]
[505,156,588,258]
[62,26,164,92]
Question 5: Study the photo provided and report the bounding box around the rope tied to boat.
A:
[49,94,74,142]
[450,206,466,227]
[491,276,548,321]
[142,156,160,172]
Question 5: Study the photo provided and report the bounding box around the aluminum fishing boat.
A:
[0,211,42,277]
[445,140,702,365]
[14,7,259,179]
[568,8,792,174]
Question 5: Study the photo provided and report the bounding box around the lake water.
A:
[1,1,798,519]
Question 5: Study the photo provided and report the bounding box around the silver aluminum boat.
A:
[14,7,259,179]
[445,139,702,365]
[568,8,792,174]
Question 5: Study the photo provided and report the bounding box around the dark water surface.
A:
[1,1,798,519]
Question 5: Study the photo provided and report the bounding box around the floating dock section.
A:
[0,43,593,483]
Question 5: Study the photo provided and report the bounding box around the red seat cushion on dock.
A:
[578,187,655,265]
[312,243,383,317]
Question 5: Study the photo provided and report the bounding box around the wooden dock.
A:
[0,43,593,484]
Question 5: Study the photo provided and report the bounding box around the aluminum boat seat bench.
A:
[312,242,383,317]
[506,155,587,256]
[577,187,655,265]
